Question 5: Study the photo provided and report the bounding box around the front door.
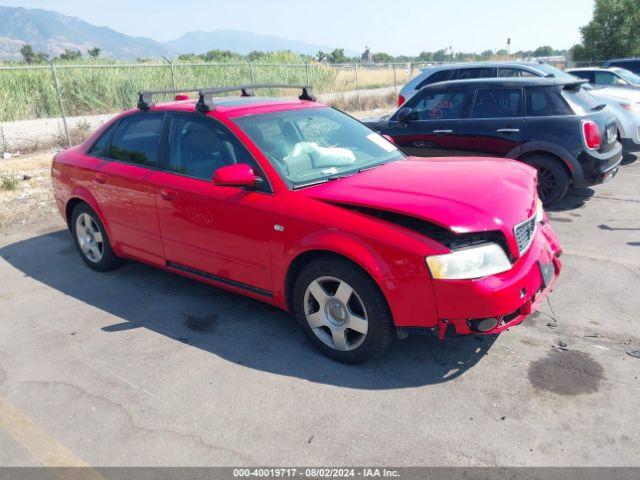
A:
[384,88,469,157]
[155,113,274,295]
[455,87,524,156]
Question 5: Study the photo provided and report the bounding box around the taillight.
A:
[582,120,601,150]
[398,95,405,106]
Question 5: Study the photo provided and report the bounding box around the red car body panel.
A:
[51,97,562,336]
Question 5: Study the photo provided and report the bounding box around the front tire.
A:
[293,257,394,364]
[525,155,570,206]
[71,203,122,272]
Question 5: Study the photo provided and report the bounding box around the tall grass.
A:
[0,58,411,122]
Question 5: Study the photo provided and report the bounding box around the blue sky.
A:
[4,0,594,55]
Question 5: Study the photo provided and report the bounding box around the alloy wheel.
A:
[303,276,369,351]
[75,212,104,263]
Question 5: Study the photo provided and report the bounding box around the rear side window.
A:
[498,68,537,78]
[412,90,467,120]
[570,71,594,83]
[525,87,573,116]
[470,88,523,118]
[109,115,164,166]
[416,70,454,89]
[455,67,495,80]
[88,124,115,158]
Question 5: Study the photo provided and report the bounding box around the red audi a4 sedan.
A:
[51,85,562,363]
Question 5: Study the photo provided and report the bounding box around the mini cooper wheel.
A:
[293,257,394,364]
[525,155,570,206]
[71,203,122,271]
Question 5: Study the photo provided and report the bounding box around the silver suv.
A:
[399,62,575,105]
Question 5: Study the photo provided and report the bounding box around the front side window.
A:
[233,107,404,188]
[412,90,467,120]
[167,114,262,182]
[455,67,495,80]
[109,114,164,167]
[593,71,618,85]
[470,88,523,118]
[526,87,573,116]
[498,68,537,78]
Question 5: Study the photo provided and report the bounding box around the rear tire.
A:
[71,203,122,272]
[293,256,394,364]
[524,155,570,206]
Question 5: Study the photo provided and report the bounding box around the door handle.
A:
[432,129,453,134]
[94,173,107,184]
[497,128,520,133]
[160,188,177,201]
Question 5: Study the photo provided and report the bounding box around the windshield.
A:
[615,68,640,85]
[233,107,405,188]
[533,63,577,80]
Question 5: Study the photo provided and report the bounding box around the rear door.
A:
[456,87,525,156]
[385,88,470,156]
[90,112,166,266]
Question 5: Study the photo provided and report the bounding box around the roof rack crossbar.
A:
[137,88,204,110]
[196,84,316,112]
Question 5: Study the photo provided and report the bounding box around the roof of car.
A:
[149,96,325,117]
[421,77,586,90]
[566,67,619,72]
[420,61,550,72]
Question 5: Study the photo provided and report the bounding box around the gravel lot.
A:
[0,154,638,467]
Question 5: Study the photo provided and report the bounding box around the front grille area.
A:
[514,216,536,254]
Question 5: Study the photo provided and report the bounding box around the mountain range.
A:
[0,5,350,60]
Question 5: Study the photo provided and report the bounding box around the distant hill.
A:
[164,30,347,57]
[0,5,166,59]
[0,5,354,60]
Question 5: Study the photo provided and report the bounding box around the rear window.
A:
[561,87,602,115]
[525,87,573,116]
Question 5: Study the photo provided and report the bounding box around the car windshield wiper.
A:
[358,162,387,173]
[327,173,355,181]
[591,103,607,111]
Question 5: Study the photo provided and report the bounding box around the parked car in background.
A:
[399,62,576,106]
[566,67,640,89]
[603,58,640,74]
[51,85,563,363]
[582,84,640,153]
[367,78,622,205]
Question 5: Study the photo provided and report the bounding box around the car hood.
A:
[303,157,538,251]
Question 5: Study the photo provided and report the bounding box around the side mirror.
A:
[396,107,416,123]
[213,164,259,188]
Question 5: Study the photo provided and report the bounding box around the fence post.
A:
[304,61,310,85]
[46,59,71,148]
[354,63,361,110]
[392,62,398,96]
[163,56,177,90]
[245,59,255,84]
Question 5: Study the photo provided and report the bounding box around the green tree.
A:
[20,44,35,63]
[533,45,555,57]
[572,0,640,61]
[87,47,101,58]
[432,49,448,62]
[328,48,348,64]
[59,49,82,61]
[372,52,392,63]
[246,50,266,62]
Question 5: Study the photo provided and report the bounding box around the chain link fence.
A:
[0,60,430,152]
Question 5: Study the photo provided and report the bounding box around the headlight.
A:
[426,243,512,280]
[536,197,544,223]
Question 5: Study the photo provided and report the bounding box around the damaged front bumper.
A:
[430,220,562,339]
